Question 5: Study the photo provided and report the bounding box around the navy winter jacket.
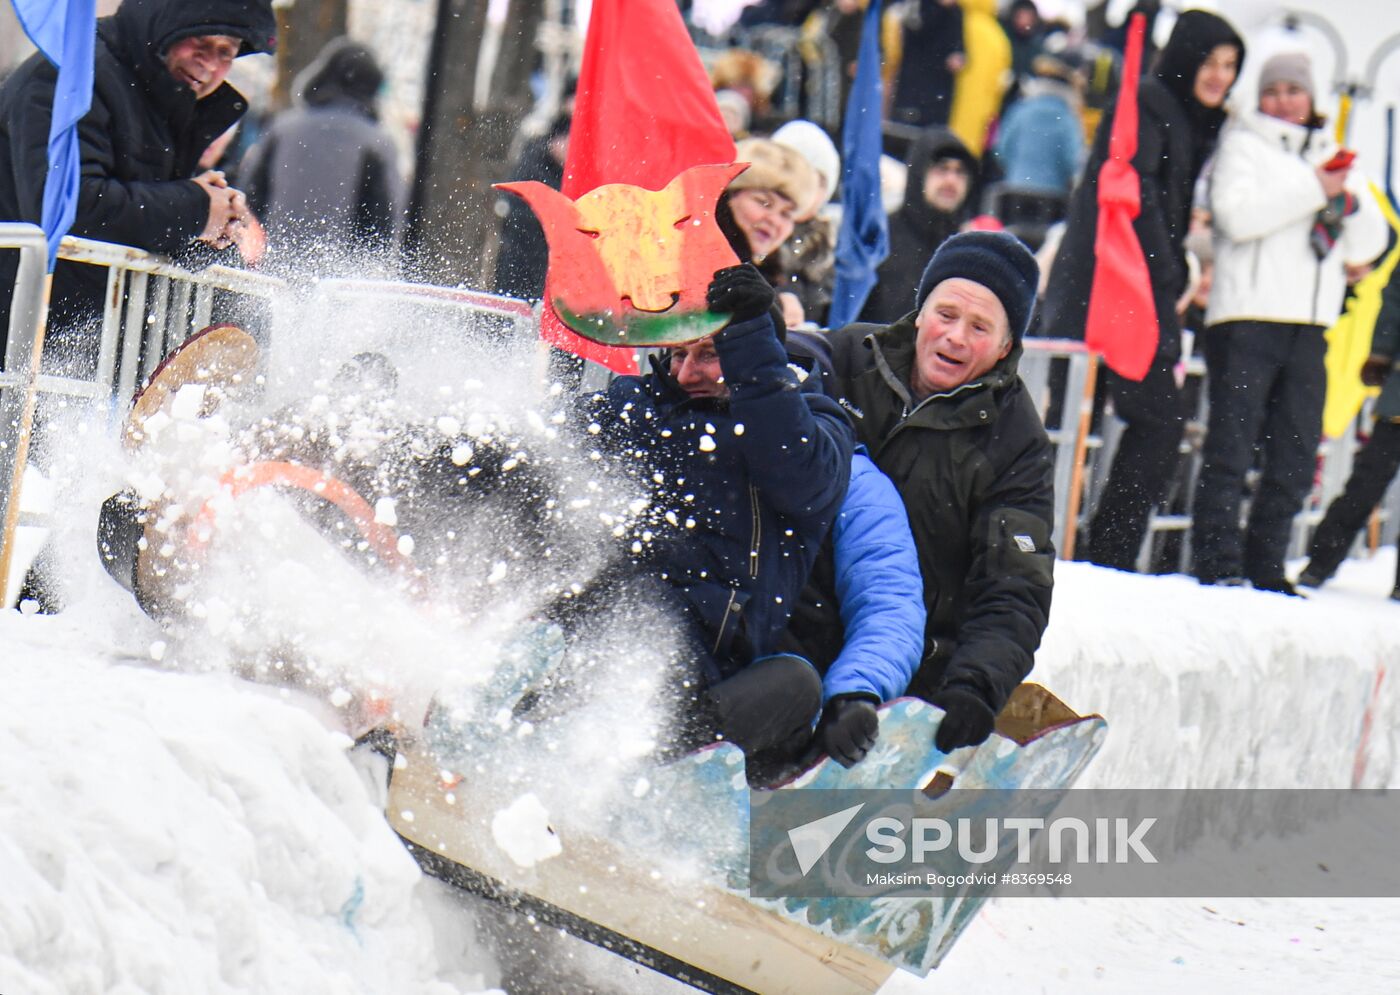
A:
[822,452,925,703]
[582,312,855,683]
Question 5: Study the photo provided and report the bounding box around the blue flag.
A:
[829,0,889,329]
[12,0,97,272]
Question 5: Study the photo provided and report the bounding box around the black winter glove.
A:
[1361,354,1393,388]
[818,694,880,768]
[706,263,776,323]
[930,686,997,754]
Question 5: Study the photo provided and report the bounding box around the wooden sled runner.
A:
[386,684,1107,994]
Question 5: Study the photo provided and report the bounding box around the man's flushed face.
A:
[912,278,1012,396]
[671,337,728,400]
[165,35,240,99]
[923,158,971,214]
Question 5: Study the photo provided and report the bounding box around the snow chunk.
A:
[396,535,415,557]
[373,497,398,526]
[698,435,716,452]
[491,793,562,868]
[169,383,208,421]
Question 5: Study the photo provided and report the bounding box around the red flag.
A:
[1084,13,1157,382]
[543,0,737,373]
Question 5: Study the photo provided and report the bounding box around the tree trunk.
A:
[406,0,549,288]
[272,0,351,111]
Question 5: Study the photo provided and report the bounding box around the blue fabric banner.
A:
[829,0,889,329]
[12,0,97,271]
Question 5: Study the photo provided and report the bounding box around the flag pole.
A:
[0,269,53,608]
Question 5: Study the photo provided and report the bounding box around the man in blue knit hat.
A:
[825,231,1056,753]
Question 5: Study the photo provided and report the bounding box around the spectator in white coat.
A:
[1192,51,1388,592]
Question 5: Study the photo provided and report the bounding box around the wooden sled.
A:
[386,683,1107,994]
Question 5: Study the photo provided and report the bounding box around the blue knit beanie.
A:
[914,231,1040,342]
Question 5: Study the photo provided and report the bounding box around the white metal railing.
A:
[0,223,51,562]
[1019,338,1100,559]
[0,238,556,585]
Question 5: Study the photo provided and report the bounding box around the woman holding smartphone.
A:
[1191,51,1388,593]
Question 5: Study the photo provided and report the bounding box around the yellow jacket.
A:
[948,0,1010,156]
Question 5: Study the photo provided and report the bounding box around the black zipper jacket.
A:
[827,316,1055,714]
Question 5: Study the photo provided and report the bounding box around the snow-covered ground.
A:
[4,544,1399,993]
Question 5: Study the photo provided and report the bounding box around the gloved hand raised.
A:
[818,694,880,768]
[929,685,997,754]
[707,264,776,324]
[1361,354,1393,388]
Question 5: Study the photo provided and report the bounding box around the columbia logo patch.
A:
[838,397,865,419]
[1013,534,1036,553]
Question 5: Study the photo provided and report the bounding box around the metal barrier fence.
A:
[0,223,50,587]
[1025,342,1399,574]
[0,236,557,601]
[1018,339,1099,559]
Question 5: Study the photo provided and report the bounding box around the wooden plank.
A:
[387,750,894,995]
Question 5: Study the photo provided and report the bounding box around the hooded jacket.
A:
[0,0,276,364]
[859,128,977,325]
[1040,10,1244,359]
[826,315,1055,715]
[1208,108,1387,328]
[580,311,854,684]
[241,40,402,263]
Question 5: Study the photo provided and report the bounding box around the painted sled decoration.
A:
[495,162,744,347]
[394,671,1107,995]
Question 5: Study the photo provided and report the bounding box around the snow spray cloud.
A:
[106,271,687,819]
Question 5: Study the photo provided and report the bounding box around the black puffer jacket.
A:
[1040,10,1244,360]
[859,128,977,325]
[827,316,1055,716]
[0,0,275,363]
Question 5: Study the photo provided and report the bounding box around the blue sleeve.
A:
[822,453,926,703]
[715,312,854,524]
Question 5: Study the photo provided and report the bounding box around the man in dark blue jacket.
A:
[579,264,855,759]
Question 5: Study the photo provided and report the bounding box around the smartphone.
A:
[1323,149,1356,172]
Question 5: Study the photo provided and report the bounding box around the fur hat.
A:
[771,120,841,218]
[915,231,1040,342]
[729,138,820,218]
[1257,50,1314,100]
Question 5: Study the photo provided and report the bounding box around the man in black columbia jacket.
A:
[0,0,277,371]
[827,231,1055,753]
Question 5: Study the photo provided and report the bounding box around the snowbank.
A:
[0,608,495,995]
[1036,558,1400,790]
[2,549,1399,992]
